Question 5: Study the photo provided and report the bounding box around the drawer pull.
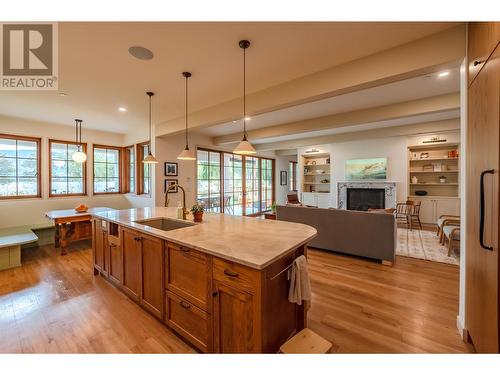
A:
[179,300,191,309]
[473,60,483,66]
[134,236,141,242]
[224,269,239,278]
[179,246,190,253]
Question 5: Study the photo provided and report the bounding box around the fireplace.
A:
[347,188,385,211]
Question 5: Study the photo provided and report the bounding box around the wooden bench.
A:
[279,328,332,354]
[0,224,53,271]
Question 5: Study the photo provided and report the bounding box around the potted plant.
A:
[271,201,277,214]
[191,201,205,222]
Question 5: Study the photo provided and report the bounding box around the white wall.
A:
[275,155,297,205]
[0,115,148,228]
[297,131,461,208]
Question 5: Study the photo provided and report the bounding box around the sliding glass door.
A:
[196,149,274,216]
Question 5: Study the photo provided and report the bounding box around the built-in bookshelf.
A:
[302,153,331,193]
[408,143,460,198]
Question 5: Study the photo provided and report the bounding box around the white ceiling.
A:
[0,22,459,134]
[199,67,460,138]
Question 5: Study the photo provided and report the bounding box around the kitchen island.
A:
[90,207,317,353]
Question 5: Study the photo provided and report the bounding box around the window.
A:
[0,134,41,199]
[137,142,151,195]
[289,161,297,191]
[196,149,275,216]
[93,145,121,194]
[49,140,86,196]
[197,150,221,213]
[126,146,135,193]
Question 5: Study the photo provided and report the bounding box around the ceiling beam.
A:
[254,118,459,151]
[156,25,465,138]
[213,92,459,145]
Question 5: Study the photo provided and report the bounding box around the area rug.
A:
[396,228,459,265]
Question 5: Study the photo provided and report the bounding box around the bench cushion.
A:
[0,227,39,248]
[443,225,460,240]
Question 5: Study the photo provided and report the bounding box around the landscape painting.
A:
[345,158,387,180]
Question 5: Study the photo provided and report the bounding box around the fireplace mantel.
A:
[338,181,397,209]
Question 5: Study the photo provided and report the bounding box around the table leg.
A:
[54,224,61,248]
[59,223,68,256]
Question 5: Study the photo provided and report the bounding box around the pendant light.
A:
[177,71,196,160]
[143,91,158,164]
[72,119,87,163]
[234,39,256,155]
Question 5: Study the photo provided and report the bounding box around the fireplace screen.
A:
[346,188,385,211]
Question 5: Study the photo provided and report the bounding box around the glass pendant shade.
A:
[72,119,87,163]
[143,152,158,164]
[233,137,256,155]
[178,146,196,160]
[72,150,87,163]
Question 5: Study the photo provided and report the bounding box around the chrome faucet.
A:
[164,183,188,220]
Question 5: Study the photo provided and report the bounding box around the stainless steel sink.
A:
[135,218,195,231]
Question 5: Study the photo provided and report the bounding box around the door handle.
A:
[480,169,495,251]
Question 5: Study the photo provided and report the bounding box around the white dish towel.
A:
[288,255,312,306]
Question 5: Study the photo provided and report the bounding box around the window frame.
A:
[289,161,298,192]
[0,133,42,200]
[196,147,275,216]
[92,144,123,195]
[136,141,151,196]
[122,145,135,194]
[48,138,88,198]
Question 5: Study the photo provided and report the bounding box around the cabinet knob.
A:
[179,246,190,253]
[134,236,141,242]
[179,300,191,309]
[212,291,218,297]
[473,60,483,66]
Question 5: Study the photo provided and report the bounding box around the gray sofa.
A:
[276,205,396,263]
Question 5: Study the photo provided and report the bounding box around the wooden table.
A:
[45,207,112,255]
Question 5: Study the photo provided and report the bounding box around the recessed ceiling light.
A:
[244,117,251,121]
[118,107,127,112]
[128,46,154,60]
[232,120,237,123]
[438,71,450,78]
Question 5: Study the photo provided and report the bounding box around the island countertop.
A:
[91,207,317,270]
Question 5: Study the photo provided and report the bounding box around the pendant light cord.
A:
[185,75,189,148]
[243,45,247,140]
[149,95,152,148]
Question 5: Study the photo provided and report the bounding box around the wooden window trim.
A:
[290,161,298,192]
[92,144,123,195]
[196,147,276,216]
[48,138,88,198]
[122,145,135,194]
[136,141,151,196]
[0,133,42,200]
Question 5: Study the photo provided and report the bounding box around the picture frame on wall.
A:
[165,162,178,176]
[280,171,287,186]
[165,179,178,193]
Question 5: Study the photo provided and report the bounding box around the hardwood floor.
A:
[0,242,469,353]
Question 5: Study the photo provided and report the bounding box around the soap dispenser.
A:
[176,201,183,220]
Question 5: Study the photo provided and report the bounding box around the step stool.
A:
[279,328,332,354]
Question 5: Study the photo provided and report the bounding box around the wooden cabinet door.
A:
[108,242,123,285]
[435,198,460,218]
[466,42,499,353]
[141,234,164,319]
[121,227,142,302]
[418,198,435,224]
[93,219,106,273]
[468,22,500,85]
[213,280,257,353]
[316,193,330,208]
[301,192,315,207]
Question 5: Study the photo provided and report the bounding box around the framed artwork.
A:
[165,162,178,176]
[164,179,178,193]
[280,170,287,186]
[345,158,387,180]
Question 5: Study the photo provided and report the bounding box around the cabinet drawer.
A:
[166,242,210,310]
[165,290,209,352]
[213,258,259,293]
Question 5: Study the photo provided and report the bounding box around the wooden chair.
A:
[442,224,461,256]
[279,328,332,354]
[439,217,461,244]
[408,201,422,230]
[287,193,301,206]
[395,202,412,229]
[437,215,460,237]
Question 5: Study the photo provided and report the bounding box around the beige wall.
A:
[0,115,149,228]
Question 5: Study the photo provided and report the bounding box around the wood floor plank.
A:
[0,241,469,353]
